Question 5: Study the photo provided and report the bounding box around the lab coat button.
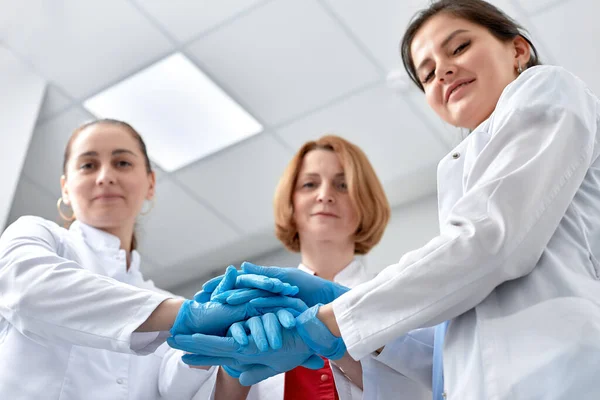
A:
[452,152,460,159]
[320,374,329,382]
[116,378,124,385]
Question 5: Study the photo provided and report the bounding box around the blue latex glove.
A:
[171,266,260,336]
[200,272,299,300]
[237,262,350,307]
[167,328,324,386]
[228,309,297,351]
[295,304,346,360]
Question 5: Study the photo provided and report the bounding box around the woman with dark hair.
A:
[171,1,600,399]
[0,119,291,399]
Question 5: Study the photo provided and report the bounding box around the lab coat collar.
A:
[69,220,141,274]
[298,258,367,287]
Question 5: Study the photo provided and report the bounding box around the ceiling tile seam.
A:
[168,176,246,234]
[270,77,383,133]
[178,0,277,49]
[316,0,388,77]
[168,129,278,177]
[70,48,177,104]
[0,42,75,115]
[125,0,275,143]
[507,0,557,65]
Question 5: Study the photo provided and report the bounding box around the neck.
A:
[299,238,355,281]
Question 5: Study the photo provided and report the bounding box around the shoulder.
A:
[1,216,65,242]
[497,66,597,116]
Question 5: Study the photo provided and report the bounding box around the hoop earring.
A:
[140,199,155,216]
[517,60,523,74]
[57,198,76,221]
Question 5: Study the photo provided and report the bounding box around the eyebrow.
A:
[77,149,138,158]
[300,172,345,178]
[416,29,470,74]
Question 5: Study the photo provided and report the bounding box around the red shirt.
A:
[283,358,339,400]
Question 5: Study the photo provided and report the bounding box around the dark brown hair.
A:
[62,119,153,250]
[401,0,541,91]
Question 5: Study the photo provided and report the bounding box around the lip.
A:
[93,194,124,201]
[312,212,339,218]
[445,78,476,103]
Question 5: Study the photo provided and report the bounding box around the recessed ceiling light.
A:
[84,52,263,172]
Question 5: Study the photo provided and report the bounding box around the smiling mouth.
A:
[313,212,338,218]
[448,79,475,101]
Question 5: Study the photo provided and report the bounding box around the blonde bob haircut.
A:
[274,135,390,255]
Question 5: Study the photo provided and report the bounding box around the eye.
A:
[422,69,435,84]
[79,162,94,170]
[336,181,348,191]
[302,181,316,189]
[453,40,470,55]
[116,160,132,168]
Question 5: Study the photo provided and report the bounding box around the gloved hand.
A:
[200,271,299,300]
[171,266,262,336]
[236,262,350,307]
[228,309,297,351]
[167,325,324,386]
[295,304,346,360]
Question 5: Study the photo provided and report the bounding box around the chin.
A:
[86,213,132,228]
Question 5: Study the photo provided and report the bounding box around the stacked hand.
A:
[168,262,349,386]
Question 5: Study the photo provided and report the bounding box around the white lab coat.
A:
[332,65,600,400]
[200,260,432,400]
[0,217,218,399]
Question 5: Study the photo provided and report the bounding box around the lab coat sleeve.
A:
[333,66,599,359]
[154,343,218,400]
[0,216,170,354]
[360,328,434,400]
[135,277,219,400]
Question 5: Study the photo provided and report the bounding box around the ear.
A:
[60,175,70,205]
[513,35,532,69]
[146,171,156,200]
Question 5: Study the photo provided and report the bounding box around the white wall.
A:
[171,194,439,298]
[0,46,46,229]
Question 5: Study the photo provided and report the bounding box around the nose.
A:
[96,165,116,186]
[436,59,457,82]
[317,184,335,204]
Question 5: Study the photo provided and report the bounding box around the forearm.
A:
[214,367,251,400]
[136,298,184,332]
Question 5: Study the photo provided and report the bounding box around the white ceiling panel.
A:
[174,133,293,235]
[514,0,569,15]
[132,0,268,43]
[324,0,526,74]
[22,107,96,198]
[275,83,448,188]
[136,178,240,267]
[403,88,462,149]
[0,0,173,99]
[186,0,381,126]
[37,85,72,123]
[530,0,600,95]
[6,178,59,228]
[150,227,282,289]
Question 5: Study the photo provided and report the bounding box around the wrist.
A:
[317,303,341,337]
